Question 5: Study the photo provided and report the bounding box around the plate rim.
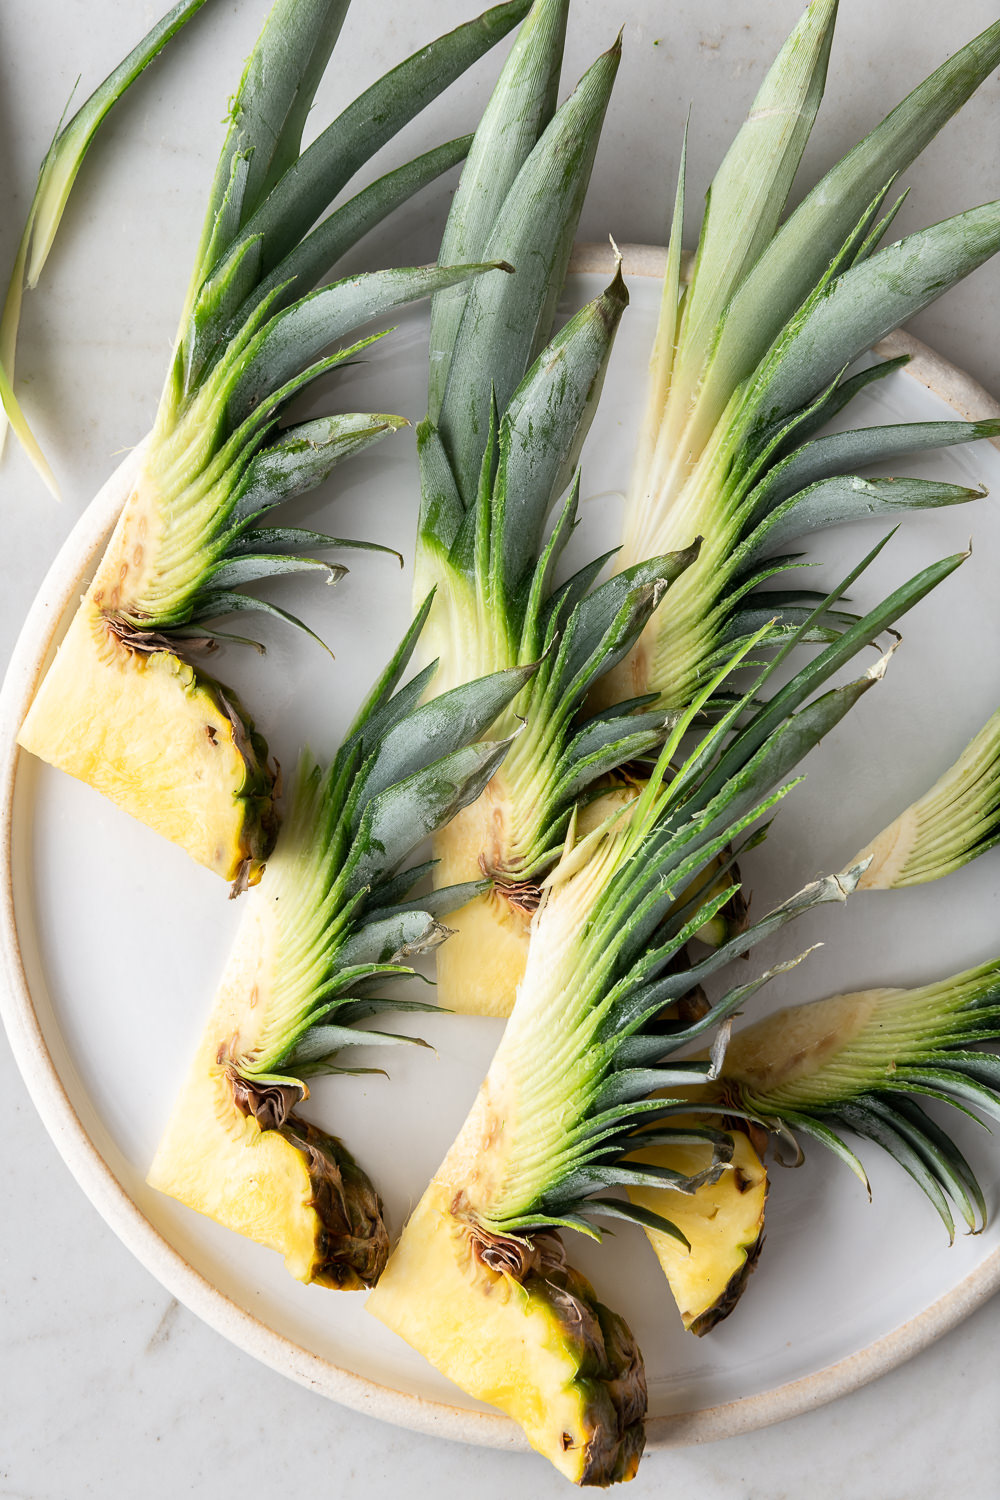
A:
[3,243,1000,1454]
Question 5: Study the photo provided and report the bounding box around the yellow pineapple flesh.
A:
[432,785,533,1018]
[432,784,642,1018]
[629,1123,767,1335]
[148,894,387,1288]
[368,1181,645,1485]
[19,481,276,883]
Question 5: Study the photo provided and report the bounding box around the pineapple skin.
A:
[368,1181,645,1486]
[148,898,388,1288]
[19,486,277,884]
[628,1125,767,1335]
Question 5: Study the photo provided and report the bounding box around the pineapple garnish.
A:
[371,544,965,1480]
[18,0,530,884]
[852,706,1000,888]
[0,0,212,487]
[149,601,534,1286]
[600,0,1000,714]
[715,959,1000,1244]
[413,0,704,1016]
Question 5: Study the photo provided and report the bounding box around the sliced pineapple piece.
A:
[149,607,532,1285]
[629,1123,767,1335]
[717,959,1000,1239]
[148,894,388,1286]
[369,1181,644,1486]
[20,524,275,883]
[17,0,528,878]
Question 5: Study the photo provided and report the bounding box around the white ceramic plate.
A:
[3,245,1000,1452]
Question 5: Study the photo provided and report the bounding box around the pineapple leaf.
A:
[493,265,629,593]
[343,740,516,901]
[674,0,838,402]
[241,135,474,325]
[428,0,569,418]
[220,1,532,289]
[745,418,1000,519]
[435,37,621,507]
[736,476,982,572]
[226,262,509,429]
[224,527,402,563]
[833,1101,957,1239]
[0,0,211,468]
[576,1197,691,1245]
[744,203,1000,434]
[0,360,57,497]
[198,0,350,259]
[705,18,1000,408]
[358,664,538,806]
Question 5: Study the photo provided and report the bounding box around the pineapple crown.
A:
[630,3,1000,707]
[229,596,536,1089]
[718,958,1000,1244]
[415,0,705,883]
[105,0,533,642]
[466,537,969,1243]
[854,705,1000,890]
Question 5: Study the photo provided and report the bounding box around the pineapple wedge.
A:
[370,1182,645,1485]
[372,549,961,1478]
[18,0,529,882]
[149,892,386,1287]
[150,605,533,1284]
[413,1,703,1015]
[20,515,274,882]
[628,1123,767,1336]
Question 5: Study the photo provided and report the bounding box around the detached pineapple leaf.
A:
[0,0,212,478]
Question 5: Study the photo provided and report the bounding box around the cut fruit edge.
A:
[3,259,1000,1448]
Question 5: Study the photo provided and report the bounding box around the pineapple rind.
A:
[368,1181,645,1486]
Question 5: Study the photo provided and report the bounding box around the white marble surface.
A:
[3,1,1000,1494]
